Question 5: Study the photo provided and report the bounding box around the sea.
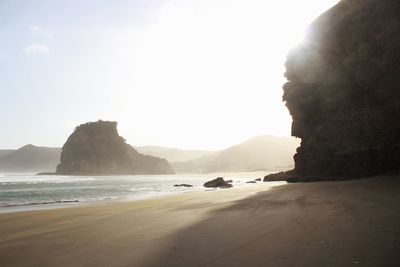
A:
[0,171,279,213]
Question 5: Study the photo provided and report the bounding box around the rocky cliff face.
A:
[56,120,174,175]
[284,0,400,177]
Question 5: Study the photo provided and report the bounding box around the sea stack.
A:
[56,120,174,175]
[283,0,400,177]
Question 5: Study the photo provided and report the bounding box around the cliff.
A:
[56,120,174,175]
[283,0,400,177]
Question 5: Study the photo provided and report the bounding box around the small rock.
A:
[246,181,257,184]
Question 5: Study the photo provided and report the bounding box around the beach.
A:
[0,176,399,267]
[0,172,271,210]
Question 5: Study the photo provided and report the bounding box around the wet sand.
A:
[0,177,399,267]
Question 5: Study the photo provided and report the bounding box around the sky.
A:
[0,0,339,150]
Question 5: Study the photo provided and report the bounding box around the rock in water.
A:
[56,120,174,175]
[203,177,233,188]
[283,0,400,177]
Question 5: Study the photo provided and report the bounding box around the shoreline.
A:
[1,176,399,266]
[0,171,280,214]
[0,181,285,214]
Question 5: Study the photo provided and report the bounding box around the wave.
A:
[0,175,96,184]
[0,199,80,208]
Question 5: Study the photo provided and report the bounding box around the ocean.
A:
[0,171,277,212]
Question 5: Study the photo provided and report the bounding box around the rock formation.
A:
[56,120,174,175]
[203,177,233,188]
[282,0,400,178]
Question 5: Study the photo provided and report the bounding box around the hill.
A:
[0,135,299,175]
[0,145,61,173]
[171,135,299,173]
[0,150,14,158]
[135,146,214,162]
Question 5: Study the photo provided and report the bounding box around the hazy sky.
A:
[0,0,339,150]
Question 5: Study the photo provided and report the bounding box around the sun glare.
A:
[101,0,340,149]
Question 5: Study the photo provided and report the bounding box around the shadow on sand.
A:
[147,176,400,267]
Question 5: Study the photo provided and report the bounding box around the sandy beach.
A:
[0,176,399,267]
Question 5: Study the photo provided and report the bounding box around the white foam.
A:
[0,175,95,184]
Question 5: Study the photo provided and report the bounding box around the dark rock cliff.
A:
[56,120,174,175]
[283,0,400,177]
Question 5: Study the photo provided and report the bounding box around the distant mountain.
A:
[0,135,299,174]
[171,136,300,173]
[0,150,14,158]
[0,145,61,173]
[135,146,215,162]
